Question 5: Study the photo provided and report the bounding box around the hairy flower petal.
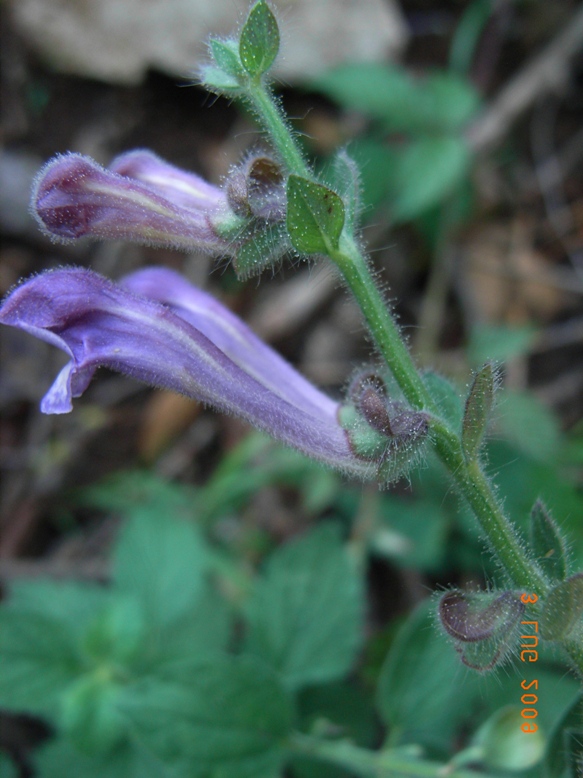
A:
[0,267,372,476]
[110,150,226,213]
[31,153,230,254]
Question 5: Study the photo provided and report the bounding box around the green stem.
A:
[243,76,583,678]
[245,80,310,177]
[332,237,549,595]
[289,733,496,778]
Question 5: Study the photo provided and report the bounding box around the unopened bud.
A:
[439,589,524,671]
[226,155,285,222]
[340,372,429,483]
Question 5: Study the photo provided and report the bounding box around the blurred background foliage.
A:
[0,0,582,775]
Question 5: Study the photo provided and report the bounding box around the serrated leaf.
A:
[122,656,293,778]
[112,511,208,628]
[539,574,583,640]
[239,1,279,77]
[210,38,244,78]
[462,363,494,460]
[391,137,470,221]
[287,176,345,255]
[529,500,568,582]
[151,585,231,674]
[245,524,364,689]
[0,611,82,718]
[8,579,109,638]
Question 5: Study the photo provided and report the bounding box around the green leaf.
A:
[112,510,207,627]
[467,323,537,366]
[312,64,480,134]
[122,656,293,778]
[423,371,464,431]
[234,223,288,280]
[346,138,395,212]
[377,600,481,751]
[34,739,175,778]
[544,692,583,778]
[239,0,279,77]
[496,391,561,463]
[391,137,470,221]
[150,584,231,673]
[419,72,481,133]
[82,595,146,668]
[286,176,345,255]
[199,64,242,95]
[323,150,361,233]
[529,500,568,582]
[0,611,82,719]
[245,524,364,689]
[8,579,109,638]
[210,38,244,78]
[462,363,495,460]
[77,470,198,520]
[372,497,449,573]
[60,673,128,755]
[539,574,583,640]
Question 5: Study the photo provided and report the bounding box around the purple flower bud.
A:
[438,589,525,671]
[0,267,373,477]
[31,152,231,254]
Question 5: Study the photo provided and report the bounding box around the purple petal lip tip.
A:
[31,152,230,253]
[0,266,373,477]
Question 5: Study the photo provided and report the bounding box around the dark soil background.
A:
[1,1,582,774]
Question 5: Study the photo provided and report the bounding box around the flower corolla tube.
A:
[0,266,377,478]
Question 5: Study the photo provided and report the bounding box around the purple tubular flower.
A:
[31,151,231,253]
[0,267,372,477]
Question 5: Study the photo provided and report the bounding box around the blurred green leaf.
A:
[377,600,481,753]
[496,391,561,463]
[544,692,583,778]
[313,64,480,134]
[391,137,470,221]
[423,371,464,431]
[60,673,128,755]
[468,323,537,367]
[210,38,244,78]
[34,739,174,778]
[245,524,364,689]
[346,138,395,212]
[123,656,293,778]
[529,500,568,582]
[539,575,583,640]
[372,497,450,573]
[0,611,82,719]
[112,510,208,627]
